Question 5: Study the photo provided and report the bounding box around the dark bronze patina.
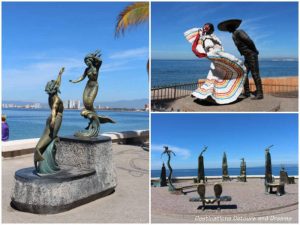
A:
[280,166,295,184]
[160,163,167,187]
[265,145,274,183]
[161,146,176,191]
[197,146,207,183]
[70,51,115,137]
[33,68,65,174]
[218,19,263,100]
[238,158,247,182]
[191,183,232,211]
[222,152,231,181]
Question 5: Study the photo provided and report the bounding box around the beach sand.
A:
[151,179,298,223]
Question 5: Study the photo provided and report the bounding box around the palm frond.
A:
[115,2,149,38]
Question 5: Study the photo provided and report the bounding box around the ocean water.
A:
[152,59,298,87]
[151,165,298,177]
[3,109,149,140]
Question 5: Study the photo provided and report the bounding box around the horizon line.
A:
[152,163,299,170]
[152,57,299,61]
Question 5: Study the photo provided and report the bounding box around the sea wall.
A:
[151,175,298,183]
[2,129,149,158]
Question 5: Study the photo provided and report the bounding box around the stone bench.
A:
[237,175,247,182]
[265,182,285,196]
[189,183,232,210]
[280,170,295,184]
[190,196,232,210]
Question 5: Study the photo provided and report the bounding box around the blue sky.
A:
[151,114,298,170]
[2,2,149,102]
[152,2,298,59]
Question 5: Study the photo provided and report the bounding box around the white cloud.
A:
[152,144,191,159]
[3,58,84,90]
[109,47,148,60]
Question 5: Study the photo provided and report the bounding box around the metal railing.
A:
[151,82,199,101]
[151,80,298,101]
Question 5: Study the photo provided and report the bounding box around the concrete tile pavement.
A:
[2,144,149,223]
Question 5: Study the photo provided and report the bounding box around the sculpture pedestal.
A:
[222,175,231,181]
[11,135,117,214]
[237,175,247,182]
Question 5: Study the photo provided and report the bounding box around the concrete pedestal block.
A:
[11,135,117,214]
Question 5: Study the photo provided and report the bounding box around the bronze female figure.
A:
[70,51,114,137]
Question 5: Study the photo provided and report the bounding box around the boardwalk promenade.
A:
[151,77,298,112]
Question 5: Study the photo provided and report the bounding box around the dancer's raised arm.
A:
[192,30,207,58]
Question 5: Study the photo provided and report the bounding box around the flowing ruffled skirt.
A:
[184,28,246,104]
[191,51,246,104]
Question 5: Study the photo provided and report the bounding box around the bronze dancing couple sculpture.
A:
[186,19,263,105]
[34,51,115,175]
[218,19,264,100]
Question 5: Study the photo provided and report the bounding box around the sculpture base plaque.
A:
[11,135,117,214]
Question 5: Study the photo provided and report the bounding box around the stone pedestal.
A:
[11,135,117,214]
[222,175,231,182]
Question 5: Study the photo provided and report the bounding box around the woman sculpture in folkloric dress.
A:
[184,23,247,104]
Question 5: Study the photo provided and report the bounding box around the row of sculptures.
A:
[159,145,289,188]
[34,51,115,175]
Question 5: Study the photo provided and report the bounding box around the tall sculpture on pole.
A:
[161,146,176,191]
[197,146,207,183]
[160,163,167,187]
[222,152,230,181]
[265,145,274,183]
[34,68,65,174]
[238,158,247,182]
[69,51,115,137]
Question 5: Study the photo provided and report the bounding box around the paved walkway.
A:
[2,144,149,223]
[158,95,298,112]
[151,179,298,223]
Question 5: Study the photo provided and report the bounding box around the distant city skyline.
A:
[152,2,298,59]
[2,2,149,102]
[151,114,298,170]
[2,97,148,110]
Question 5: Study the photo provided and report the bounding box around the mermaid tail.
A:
[37,139,60,175]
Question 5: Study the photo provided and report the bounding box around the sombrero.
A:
[218,19,242,31]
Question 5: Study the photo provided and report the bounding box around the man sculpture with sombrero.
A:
[218,19,263,100]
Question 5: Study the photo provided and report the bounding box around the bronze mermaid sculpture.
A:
[70,50,115,137]
[34,67,64,174]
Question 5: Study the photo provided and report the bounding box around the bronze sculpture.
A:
[265,145,273,183]
[33,68,64,174]
[222,152,231,181]
[160,163,167,187]
[161,146,176,191]
[70,51,114,137]
[280,166,295,184]
[197,146,207,183]
[218,19,263,99]
[238,158,247,182]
